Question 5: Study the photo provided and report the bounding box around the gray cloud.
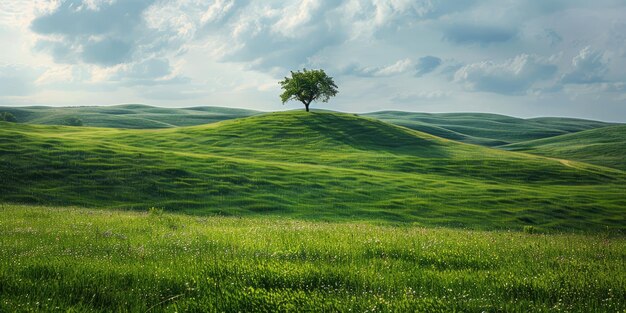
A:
[454,54,557,94]
[543,29,563,46]
[110,58,189,86]
[33,39,76,64]
[30,0,154,37]
[82,38,133,66]
[415,56,442,77]
[30,0,157,66]
[561,46,608,84]
[443,23,518,45]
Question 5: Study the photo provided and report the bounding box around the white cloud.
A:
[343,58,413,77]
[454,54,558,95]
[561,46,608,84]
[201,0,237,24]
[375,58,413,76]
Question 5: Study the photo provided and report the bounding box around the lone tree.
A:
[279,69,338,112]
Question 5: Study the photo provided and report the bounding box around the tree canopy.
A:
[279,69,338,112]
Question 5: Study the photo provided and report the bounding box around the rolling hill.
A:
[1,105,616,148]
[0,104,258,128]
[1,111,624,232]
[364,111,614,147]
[503,125,626,171]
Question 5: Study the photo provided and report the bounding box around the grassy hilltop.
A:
[1,111,624,232]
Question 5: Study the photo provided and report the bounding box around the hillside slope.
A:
[503,125,626,171]
[1,112,624,231]
[364,111,614,146]
[0,104,258,128]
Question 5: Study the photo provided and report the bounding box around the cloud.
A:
[82,38,133,66]
[414,56,442,77]
[30,0,153,37]
[353,0,478,28]
[190,0,479,73]
[561,46,608,84]
[29,0,185,68]
[454,54,558,94]
[4,0,626,120]
[443,23,518,45]
[109,58,189,86]
[342,58,413,77]
[543,29,563,46]
[212,1,347,74]
[200,0,242,25]
[0,64,41,96]
[392,90,450,103]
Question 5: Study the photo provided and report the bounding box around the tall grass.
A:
[1,204,624,312]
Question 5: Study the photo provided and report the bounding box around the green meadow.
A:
[1,204,624,312]
[1,108,625,311]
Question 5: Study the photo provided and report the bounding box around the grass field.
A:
[2,111,625,232]
[1,204,624,312]
[504,125,626,171]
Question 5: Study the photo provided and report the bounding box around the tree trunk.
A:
[305,103,310,112]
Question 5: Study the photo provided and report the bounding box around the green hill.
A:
[503,125,626,171]
[1,111,624,232]
[1,105,615,148]
[364,111,614,146]
[0,104,258,128]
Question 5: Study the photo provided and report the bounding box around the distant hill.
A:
[503,125,626,171]
[0,105,615,148]
[1,111,624,232]
[363,111,614,147]
[0,104,258,128]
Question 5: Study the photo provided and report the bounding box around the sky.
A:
[1,0,626,121]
